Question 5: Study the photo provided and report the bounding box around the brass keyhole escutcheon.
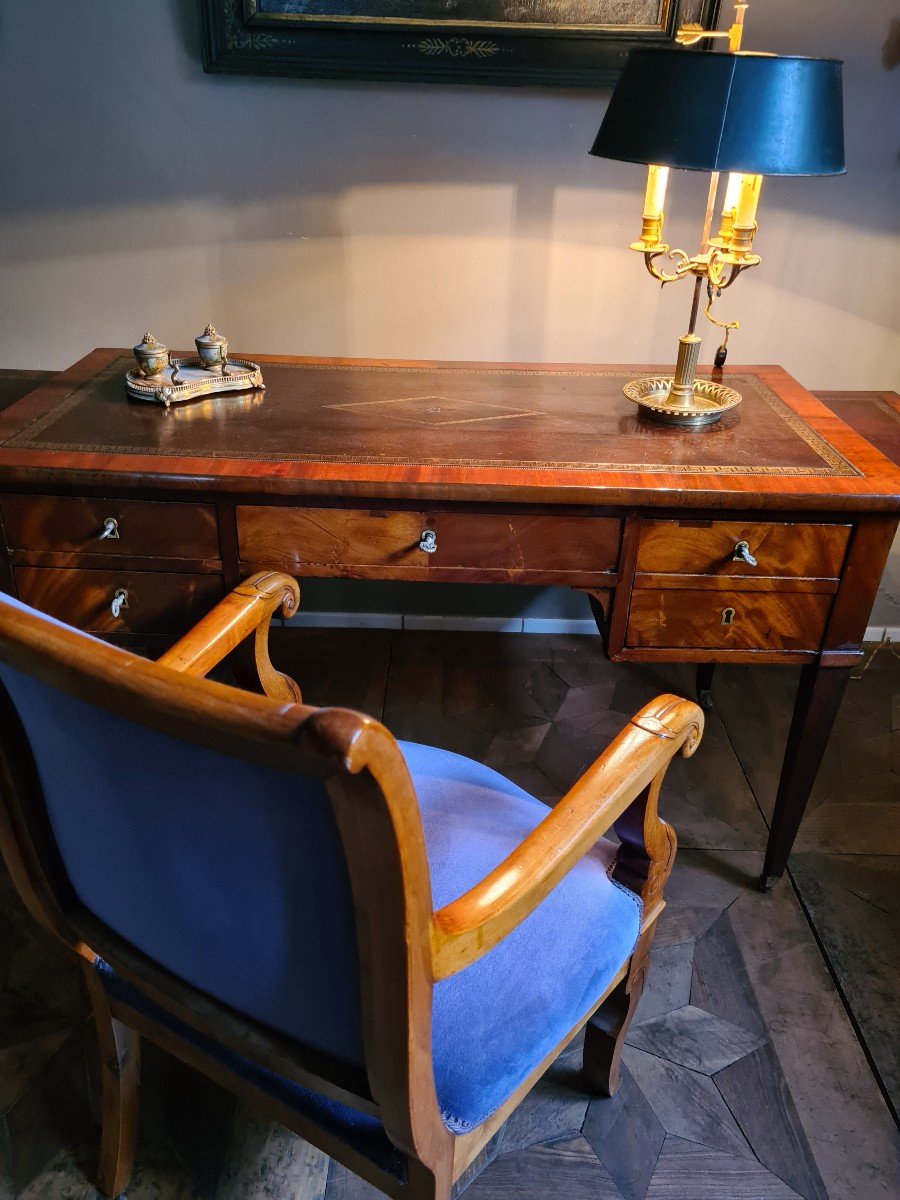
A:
[721,606,736,626]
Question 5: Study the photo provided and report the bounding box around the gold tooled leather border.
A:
[2,357,862,478]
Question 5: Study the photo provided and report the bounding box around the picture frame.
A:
[200,0,721,88]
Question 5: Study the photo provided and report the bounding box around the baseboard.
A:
[865,624,899,643]
[285,612,596,633]
[284,613,897,642]
[283,611,402,629]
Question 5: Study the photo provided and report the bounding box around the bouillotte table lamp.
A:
[590,2,844,426]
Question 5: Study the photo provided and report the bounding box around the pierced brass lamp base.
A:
[624,334,742,427]
[624,376,743,426]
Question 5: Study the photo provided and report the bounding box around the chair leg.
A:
[82,963,140,1198]
[582,928,653,1097]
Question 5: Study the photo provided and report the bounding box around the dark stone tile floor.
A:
[1,631,897,1199]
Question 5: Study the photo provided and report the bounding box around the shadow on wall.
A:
[0,0,896,239]
[0,0,897,377]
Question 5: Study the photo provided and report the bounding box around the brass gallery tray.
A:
[125,357,265,408]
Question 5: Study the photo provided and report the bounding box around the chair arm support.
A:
[429,694,703,981]
[156,571,302,703]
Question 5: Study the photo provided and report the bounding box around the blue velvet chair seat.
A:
[404,743,641,1132]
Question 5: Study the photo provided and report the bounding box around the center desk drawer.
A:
[636,519,851,580]
[14,568,224,635]
[237,507,621,584]
[1,495,220,564]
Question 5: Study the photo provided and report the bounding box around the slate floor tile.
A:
[662,849,763,912]
[323,1160,382,1199]
[555,679,618,721]
[690,909,767,1039]
[644,1136,803,1199]
[729,887,900,1199]
[621,1047,751,1160]
[3,1029,93,1195]
[633,943,694,1026]
[625,1005,766,1076]
[0,1030,70,1115]
[523,663,569,718]
[461,1136,624,1200]
[653,791,761,852]
[498,1054,589,1155]
[16,1140,204,1200]
[651,905,722,949]
[788,853,900,1112]
[481,724,550,771]
[795,800,900,856]
[218,1114,329,1200]
[714,1044,828,1200]
[583,1065,665,1200]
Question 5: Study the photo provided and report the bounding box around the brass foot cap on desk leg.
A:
[757,873,781,892]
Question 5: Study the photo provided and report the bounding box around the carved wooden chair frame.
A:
[0,571,703,1200]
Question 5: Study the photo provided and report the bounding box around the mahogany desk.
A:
[1,351,898,888]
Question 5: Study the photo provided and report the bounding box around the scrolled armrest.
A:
[157,571,302,703]
[430,694,703,982]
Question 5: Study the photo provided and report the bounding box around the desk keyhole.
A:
[721,606,736,626]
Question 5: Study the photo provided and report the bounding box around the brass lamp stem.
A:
[686,171,720,339]
[687,276,703,337]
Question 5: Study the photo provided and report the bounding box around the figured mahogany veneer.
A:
[237,506,621,584]
[1,494,220,570]
[635,519,850,581]
[626,589,834,653]
[14,568,224,635]
[0,351,898,886]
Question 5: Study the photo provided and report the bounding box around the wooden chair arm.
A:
[156,571,303,703]
[429,694,703,982]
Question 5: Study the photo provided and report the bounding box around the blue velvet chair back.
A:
[0,598,367,1073]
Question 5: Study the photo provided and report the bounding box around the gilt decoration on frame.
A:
[200,0,721,87]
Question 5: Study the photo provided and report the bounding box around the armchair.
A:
[0,572,703,1200]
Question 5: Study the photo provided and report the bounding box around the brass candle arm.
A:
[636,243,759,290]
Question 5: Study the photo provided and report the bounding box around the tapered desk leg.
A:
[696,663,716,710]
[759,660,851,890]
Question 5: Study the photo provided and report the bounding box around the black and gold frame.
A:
[200,0,721,87]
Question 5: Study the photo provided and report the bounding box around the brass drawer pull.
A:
[419,529,437,554]
[99,517,120,541]
[721,606,736,626]
[111,589,129,619]
[732,539,757,567]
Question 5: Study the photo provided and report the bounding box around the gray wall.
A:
[0,0,897,624]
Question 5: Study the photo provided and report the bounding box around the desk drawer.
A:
[636,520,850,580]
[14,568,224,636]
[237,506,621,584]
[1,495,220,564]
[626,588,833,652]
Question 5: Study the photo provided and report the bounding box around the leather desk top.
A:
[0,351,898,512]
